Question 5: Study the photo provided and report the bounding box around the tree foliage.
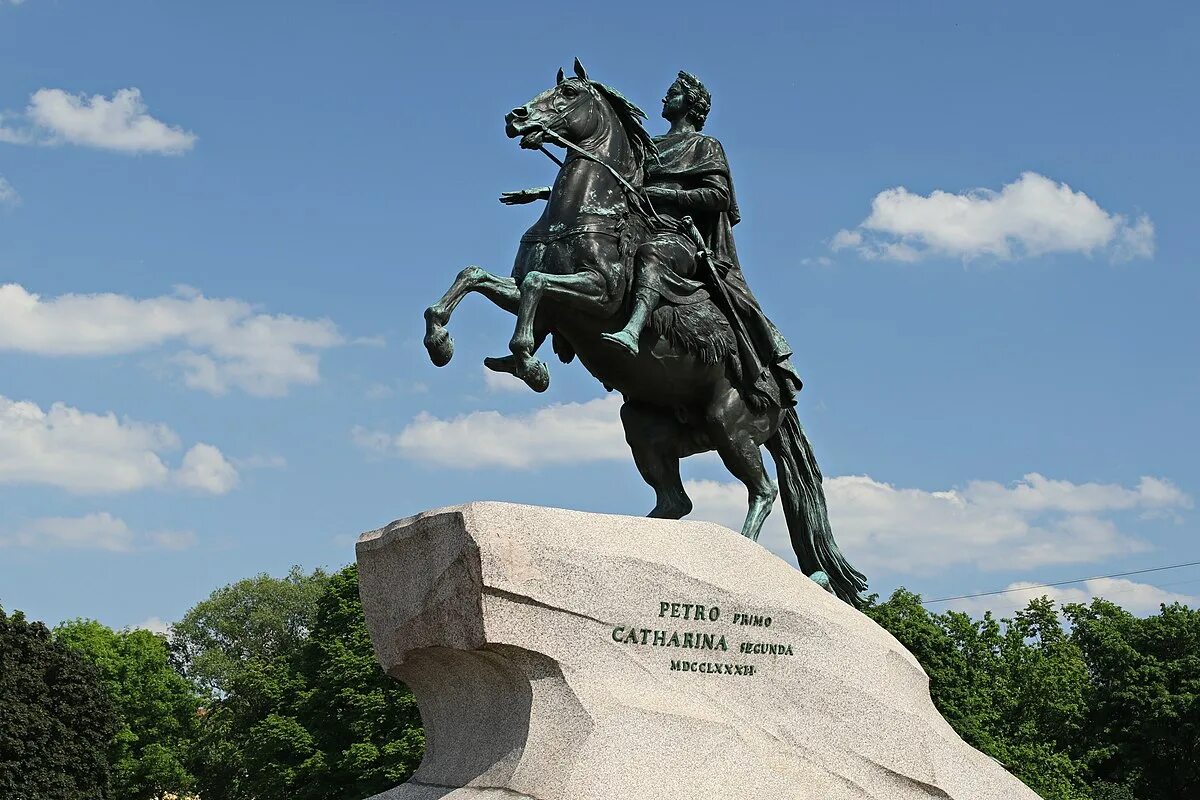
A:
[0,607,117,800]
[865,589,1200,800]
[294,564,424,797]
[9,561,1197,800]
[1064,599,1200,800]
[55,619,202,800]
[184,565,424,800]
[172,565,330,697]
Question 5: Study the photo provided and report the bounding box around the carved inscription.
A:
[608,599,797,676]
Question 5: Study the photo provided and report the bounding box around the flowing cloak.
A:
[644,132,803,408]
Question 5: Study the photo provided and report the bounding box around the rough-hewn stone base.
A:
[357,502,1039,800]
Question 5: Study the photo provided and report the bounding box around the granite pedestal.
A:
[357,502,1039,800]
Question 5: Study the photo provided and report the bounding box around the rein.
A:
[537,127,642,198]
[523,88,662,223]
[537,127,663,225]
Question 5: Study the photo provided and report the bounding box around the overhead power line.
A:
[922,560,1200,604]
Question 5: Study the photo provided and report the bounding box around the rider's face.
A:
[662,81,688,122]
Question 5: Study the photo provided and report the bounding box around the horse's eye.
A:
[560,84,579,98]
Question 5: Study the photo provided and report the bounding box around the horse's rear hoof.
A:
[424,325,454,367]
[808,571,834,594]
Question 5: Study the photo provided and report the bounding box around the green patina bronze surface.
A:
[422,60,868,606]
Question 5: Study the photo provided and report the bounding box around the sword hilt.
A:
[681,216,708,257]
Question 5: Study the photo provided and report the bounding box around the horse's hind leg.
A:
[424,266,519,366]
[704,381,780,541]
[621,401,693,519]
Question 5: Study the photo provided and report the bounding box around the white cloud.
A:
[0,283,344,396]
[364,379,427,401]
[945,577,1200,619]
[133,616,172,635]
[482,366,532,393]
[0,176,19,207]
[0,88,196,154]
[829,229,862,250]
[365,383,396,400]
[174,443,239,494]
[353,394,626,468]
[4,513,135,551]
[0,394,238,494]
[685,472,1190,574]
[832,172,1154,262]
[0,512,194,552]
[359,395,1190,578]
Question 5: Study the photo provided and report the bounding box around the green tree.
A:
[172,565,329,696]
[1065,598,1200,800]
[865,590,1091,800]
[0,606,117,800]
[55,619,202,800]
[178,566,331,798]
[293,563,424,799]
[991,598,1091,800]
[183,565,423,800]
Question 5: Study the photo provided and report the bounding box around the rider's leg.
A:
[600,241,669,356]
[602,234,701,357]
[601,287,658,356]
[620,400,694,519]
[704,379,781,541]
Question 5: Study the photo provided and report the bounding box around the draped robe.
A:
[642,131,803,408]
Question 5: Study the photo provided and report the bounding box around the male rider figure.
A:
[503,71,802,409]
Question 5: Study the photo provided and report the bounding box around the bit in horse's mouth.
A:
[519,129,545,150]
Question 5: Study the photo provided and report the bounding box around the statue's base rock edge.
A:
[356,502,1037,800]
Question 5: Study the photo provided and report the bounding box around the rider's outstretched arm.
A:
[499,186,552,205]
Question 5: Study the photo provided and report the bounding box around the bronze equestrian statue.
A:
[422,60,867,605]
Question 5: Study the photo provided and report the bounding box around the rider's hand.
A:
[499,190,533,205]
[499,187,550,205]
[643,186,674,200]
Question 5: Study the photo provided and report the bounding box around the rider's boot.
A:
[602,294,655,356]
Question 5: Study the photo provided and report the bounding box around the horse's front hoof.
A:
[483,355,518,375]
[518,358,550,393]
[424,324,454,367]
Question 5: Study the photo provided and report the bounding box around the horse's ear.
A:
[556,67,565,85]
[573,58,589,81]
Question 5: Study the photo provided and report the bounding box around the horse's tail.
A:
[765,407,868,607]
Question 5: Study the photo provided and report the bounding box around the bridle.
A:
[523,84,662,223]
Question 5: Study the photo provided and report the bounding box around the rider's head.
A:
[666,71,711,130]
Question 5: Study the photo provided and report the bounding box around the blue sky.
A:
[1,1,1196,631]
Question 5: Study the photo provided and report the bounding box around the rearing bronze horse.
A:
[422,61,867,605]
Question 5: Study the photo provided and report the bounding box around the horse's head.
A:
[505,59,611,151]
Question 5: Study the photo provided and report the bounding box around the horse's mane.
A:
[588,81,658,176]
